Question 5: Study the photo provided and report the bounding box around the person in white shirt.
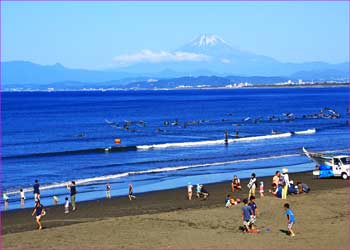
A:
[187,183,193,200]
[64,197,69,214]
[281,168,290,199]
[20,189,25,208]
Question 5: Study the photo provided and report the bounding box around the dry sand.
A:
[2,172,350,250]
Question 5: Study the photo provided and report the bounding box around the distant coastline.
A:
[2,82,349,92]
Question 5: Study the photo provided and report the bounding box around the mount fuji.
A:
[120,34,348,77]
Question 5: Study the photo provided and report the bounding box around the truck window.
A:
[340,157,350,165]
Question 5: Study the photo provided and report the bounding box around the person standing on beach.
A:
[3,193,9,210]
[128,184,136,200]
[31,200,45,230]
[20,189,25,208]
[242,198,253,233]
[272,171,280,187]
[33,179,40,202]
[64,197,70,214]
[106,182,111,199]
[247,173,257,200]
[67,181,77,211]
[281,168,290,200]
[187,183,193,200]
[284,203,296,237]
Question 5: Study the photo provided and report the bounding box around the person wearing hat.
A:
[281,168,290,199]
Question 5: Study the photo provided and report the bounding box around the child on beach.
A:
[187,183,193,200]
[53,196,59,205]
[231,175,242,192]
[106,182,111,199]
[128,184,136,200]
[259,181,264,197]
[284,203,296,237]
[64,197,69,214]
[225,194,237,208]
[196,184,201,198]
[20,189,25,208]
[3,193,9,210]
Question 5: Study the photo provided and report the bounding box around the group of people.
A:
[225,169,306,237]
[187,183,209,200]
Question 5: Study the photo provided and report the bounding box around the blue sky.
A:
[2,1,349,69]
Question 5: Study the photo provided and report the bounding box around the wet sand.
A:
[2,171,350,250]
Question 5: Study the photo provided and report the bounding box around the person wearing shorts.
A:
[33,180,40,202]
[242,198,253,232]
[32,201,45,230]
[247,173,257,199]
[284,203,295,237]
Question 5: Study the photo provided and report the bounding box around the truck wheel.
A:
[341,172,348,180]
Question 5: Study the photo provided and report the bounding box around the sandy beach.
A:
[2,171,349,250]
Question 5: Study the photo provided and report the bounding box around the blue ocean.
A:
[1,87,349,210]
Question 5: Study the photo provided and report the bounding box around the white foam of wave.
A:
[137,132,293,150]
[294,128,316,135]
[4,153,299,196]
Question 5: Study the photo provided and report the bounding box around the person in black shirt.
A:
[33,179,40,202]
[67,181,77,211]
[32,200,45,230]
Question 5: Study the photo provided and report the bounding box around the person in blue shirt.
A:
[242,198,253,232]
[284,203,296,237]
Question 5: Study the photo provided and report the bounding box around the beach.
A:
[2,171,349,250]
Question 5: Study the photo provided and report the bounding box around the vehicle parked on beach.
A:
[303,147,350,179]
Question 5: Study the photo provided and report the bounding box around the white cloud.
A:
[221,58,231,64]
[113,49,209,65]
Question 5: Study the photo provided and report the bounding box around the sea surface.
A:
[1,87,349,210]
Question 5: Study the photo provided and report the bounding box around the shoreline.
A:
[2,170,349,235]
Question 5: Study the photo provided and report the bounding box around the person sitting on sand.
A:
[270,183,282,198]
[297,182,310,194]
[231,175,242,192]
[32,200,45,230]
[200,185,209,200]
[225,194,237,208]
[187,183,193,200]
[128,184,136,200]
[288,180,298,195]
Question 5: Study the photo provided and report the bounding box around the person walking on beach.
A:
[242,198,253,233]
[281,168,290,199]
[31,200,45,230]
[67,181,77,211]
[128,184,136,200]
[247,173,257,199]
[20,189,25,208]
[284,203,296,237]
[33,179,40,202]
[187,183,193,200]
[248,196,259,227]
[106,182,111,199]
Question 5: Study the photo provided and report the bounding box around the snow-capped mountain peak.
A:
[191,34,230,47]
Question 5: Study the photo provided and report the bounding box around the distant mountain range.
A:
[2,34,349,89]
